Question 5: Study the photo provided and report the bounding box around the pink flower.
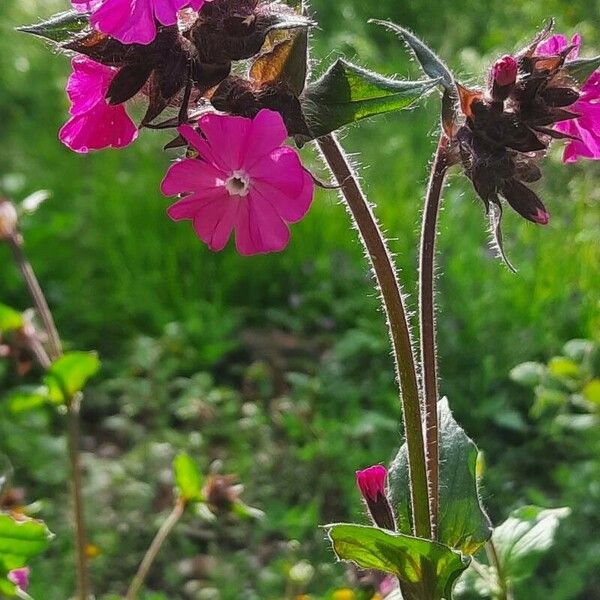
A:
[491,55,518,87]
[161,109,314,255]
[536,34,600,163]
[7,567,29,591]
[73,0,208,45]
[59,57,138,154]
[355,465,387,502]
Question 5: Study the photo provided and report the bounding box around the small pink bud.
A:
[491,55,518,87]
[8,567,30,591]
[356,465,387,502]
[533,207,550,225]
[0,200,18,240]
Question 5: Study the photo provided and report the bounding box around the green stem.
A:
[486,539,513,600]
[8,232,90,600]
[317,133,431,539]
[418,134,450,539]
[125,499,186,600]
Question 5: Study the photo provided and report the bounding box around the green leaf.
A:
[369,21,455,92]
[509,361,546,387]
[548,356,580,379]
[0,305,23,333]
[327,523,468,600]
[301,59,439,139]
[389,398,492,556]
[0,514,52,591]
[173,453,203,502]
[562,338,595,362]
[0,455,13,498]
[44,351,100,403]
[5,386,50,413]
[564,56,600,85]
[18,10,90,44]
[492,506,570,584]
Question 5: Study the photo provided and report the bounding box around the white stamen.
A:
[225,170,251,197]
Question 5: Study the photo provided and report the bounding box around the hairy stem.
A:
[487,539,513,600]
[418,135,450,539]
[317,134,431,539]
[125,499,187,600]
[8,232,90,600]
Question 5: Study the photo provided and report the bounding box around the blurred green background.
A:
[0,0,599,598]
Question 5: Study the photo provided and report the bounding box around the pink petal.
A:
[192,195,239,251]
[167,187,228,220]
[161,158,223,196]
[535,33,581,60]
[59,102,138,153]
[196,112,253,171]
[245,109,290,167]
[235,192,290,255]
[178,124,229,173]
[90,0,157,45]
[66,57,114,115]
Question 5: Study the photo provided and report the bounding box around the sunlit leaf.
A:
[0,305,23,333]
[5,386,50,413]
[369,20,455,91]
[509,362,546,387]
[173,453,203,503]
[18,10,90,44]
[327,523,468,600]
[389,399,492,556]
[44,351,100,403]
[302,59,439,139]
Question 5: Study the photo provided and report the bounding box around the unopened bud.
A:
[8,567,30,592]
[0,200,18,240]
[356,465,396,531]
[489,55,518,102]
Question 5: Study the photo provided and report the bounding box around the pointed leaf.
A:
[302,59,439,139]
[0,514,52,592]
[492,506,570,584]
[173,453,203,503]
[370,21,454,92]
[564,56,600,85]
[327,523,468,600]
[18,10,90,44]
[389,399,492,556]
[44,351,100,403]
[0,305,23,333]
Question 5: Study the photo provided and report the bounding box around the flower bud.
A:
[355,465,396,531]
[0,199,18,240]
[8,567,29,592]
[489,55,518,102]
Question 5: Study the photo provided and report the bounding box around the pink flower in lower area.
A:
[355,465,387,502]
[7,568,29,591]
[72,0,208,45]
[536,34,600,163]
[161,109,314,255]
[59,57,138,153]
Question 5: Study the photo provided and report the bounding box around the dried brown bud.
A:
[203,475,242,514]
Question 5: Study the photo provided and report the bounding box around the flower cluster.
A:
[56,0,315,254]
[454,25,599,233]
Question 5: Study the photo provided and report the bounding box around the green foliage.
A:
[564,55,600,85]
[302,60,439,139]
[173,452,203,503]
[389,399,492,556]
[327,523,467,600]
[18,9,89,43]
[0,514,52,596]
[44,351,101,403]
[0,305,23,333]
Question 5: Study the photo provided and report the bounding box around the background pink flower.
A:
[59,57,138,153]
[162,110,314,256]
[536,33,600,162]
[73,0,207,45]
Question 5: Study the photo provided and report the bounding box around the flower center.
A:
[225,170,251,197]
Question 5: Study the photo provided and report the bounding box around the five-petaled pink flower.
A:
[161,109,315,256]
[355,465,388,502]
[72,0,208,45]
[536,34,600,163]
[8,567,30,592]
[59,57,138,154]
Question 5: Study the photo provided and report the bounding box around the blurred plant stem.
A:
[317,133,431,540]
[125,498,187,600]
[7,231,91,600]
[418,134,450,539]
[486,539,514,600]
